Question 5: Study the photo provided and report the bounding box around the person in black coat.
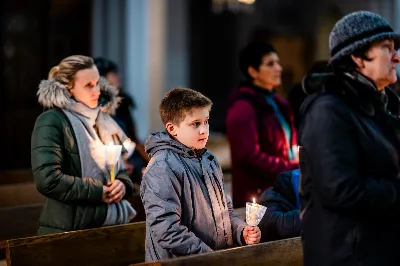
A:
[94,57,149,184]
[258,169,301,242]
[299,11,400,266]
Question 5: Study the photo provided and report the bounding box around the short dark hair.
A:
[159,88,212,125]
[93,57,119,76]
[331,43,373,72]
[239,41,277,80]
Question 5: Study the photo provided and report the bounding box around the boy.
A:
[141,88,261,261]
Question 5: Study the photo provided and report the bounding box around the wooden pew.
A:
[0,206,247,265]
[0,170,33,185]
[0,180,241,240]
[132,237,302,266]
[0,204,241,241]
[0,183,44,208]
[0,180,238,223]
[0,189,146,240]
[0,222,146,266]
[0,204,42,240]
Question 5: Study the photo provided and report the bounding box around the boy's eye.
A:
[191,120,209,127]
[191,122,201,127]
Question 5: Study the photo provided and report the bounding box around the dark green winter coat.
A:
[31,78,133,234]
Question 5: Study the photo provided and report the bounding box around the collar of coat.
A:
[37,77,121,115]
[302,71,400,118]
[227,82,293,116]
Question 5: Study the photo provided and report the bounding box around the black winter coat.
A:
[299,72,400,266]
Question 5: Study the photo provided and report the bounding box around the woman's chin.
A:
[88,101,98,109]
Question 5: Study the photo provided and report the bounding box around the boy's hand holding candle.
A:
[243,197,265,245]
[243,226,261,245]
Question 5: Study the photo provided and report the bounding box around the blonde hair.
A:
[48,55,94,88]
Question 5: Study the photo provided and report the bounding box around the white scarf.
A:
[63,100,136,225]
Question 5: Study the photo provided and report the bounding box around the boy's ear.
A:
[166,122,177,136]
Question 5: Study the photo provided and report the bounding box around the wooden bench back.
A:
[0,183,44,208]
[0,181,145,240]
[0,170,33,185]
[132,237,302,266]
[0,222,146,266]
[0,204,42,241]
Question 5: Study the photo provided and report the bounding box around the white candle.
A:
[105,143,122,183]
[246,197,267,226]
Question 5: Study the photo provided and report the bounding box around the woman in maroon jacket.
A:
[226,42,299,207]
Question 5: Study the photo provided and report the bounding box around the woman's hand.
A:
[108,180,126,203]
[102,185,112,203]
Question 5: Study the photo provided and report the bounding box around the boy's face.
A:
[167,107,210,150]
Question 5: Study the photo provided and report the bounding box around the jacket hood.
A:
[273,170,298,205]
[258,170,300,208]
[301,73,338,96]
[145,131,207,158]
[37,77,121,114]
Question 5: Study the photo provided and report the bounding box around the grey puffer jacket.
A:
[140,132,247,261]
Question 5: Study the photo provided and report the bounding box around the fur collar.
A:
[37,77,121,115]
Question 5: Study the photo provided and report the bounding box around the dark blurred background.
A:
[0,0,397,170]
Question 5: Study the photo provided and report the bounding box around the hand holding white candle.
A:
[105,143,122,183]
[246,197,267,226]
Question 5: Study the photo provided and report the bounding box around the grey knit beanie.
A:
[329,11,400,63]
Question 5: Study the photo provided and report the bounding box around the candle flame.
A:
[253,197,256,204]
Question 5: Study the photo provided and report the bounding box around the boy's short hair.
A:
[159,88,212,125]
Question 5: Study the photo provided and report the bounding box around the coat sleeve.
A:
[141,160,213,256]
[226,100,298,179]
[262,190,301,239]
[226,196,247,245]
[31,111,104,204]
[300,97,400,211]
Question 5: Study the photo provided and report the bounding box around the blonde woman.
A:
[32,55,136,235]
